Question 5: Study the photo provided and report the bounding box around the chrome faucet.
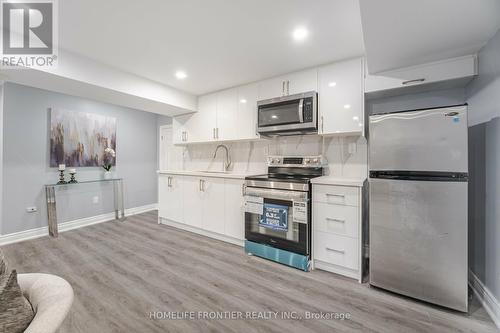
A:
[213,144,231,172]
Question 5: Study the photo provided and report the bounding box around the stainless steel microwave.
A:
[257,91,318,136]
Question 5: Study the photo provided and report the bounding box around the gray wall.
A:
[2,83,159,235]
[466,28,500,303]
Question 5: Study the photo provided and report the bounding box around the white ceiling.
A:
[59,0,365,96]
[360,0,500,74]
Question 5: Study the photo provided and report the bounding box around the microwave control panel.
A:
[303,98,314,122]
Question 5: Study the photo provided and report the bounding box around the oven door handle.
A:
[244,187,308,201]
[298,98,304,123]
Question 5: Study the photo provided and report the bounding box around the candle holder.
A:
[68,171,78,184]
[57,170,67,184]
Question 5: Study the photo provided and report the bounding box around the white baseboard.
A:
[469,270,500,329]
[0,204,158,246]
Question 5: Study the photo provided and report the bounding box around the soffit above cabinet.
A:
[359,0,500,74]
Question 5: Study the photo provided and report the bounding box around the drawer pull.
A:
[326,193,345,199]
[401,78,425,85]
[326,217,345,223]
[326,247,345,254]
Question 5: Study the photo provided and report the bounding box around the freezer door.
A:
[369,105,468,172]
[369,178,468,312]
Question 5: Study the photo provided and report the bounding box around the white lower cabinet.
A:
[224,179,245,240]
[201,177,225,234]
[158,174,245,245]
[312,183,363,282]
[182,176,203,228]
[158,174,184,223]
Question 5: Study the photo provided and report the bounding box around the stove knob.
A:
[312,158,319,164]
[304,158,310,164]
[275,158,281,164]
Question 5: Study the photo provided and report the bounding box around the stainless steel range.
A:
[244,155,324,271]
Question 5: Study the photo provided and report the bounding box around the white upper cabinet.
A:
[365,55,477,95]
[237,83,259,139]
[184,93,217,143]
[258,76,286,100]
[172,114,189,145]
[318,57,364,135]
[286,68,318,95]
[257,68,318,101]
[215,88,238,141]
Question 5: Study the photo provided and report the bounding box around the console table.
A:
[45,178,125,237]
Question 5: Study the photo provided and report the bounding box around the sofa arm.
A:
[17,273,74,333]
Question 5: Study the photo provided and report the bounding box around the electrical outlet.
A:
[92,196,99,204]
[26,207,37,213]
[348,142,357,155]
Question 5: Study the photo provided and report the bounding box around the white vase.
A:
[103,171,112,180]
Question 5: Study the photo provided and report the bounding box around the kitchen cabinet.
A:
[202,177,226,234]
[215,88,238,141]
[181,93,217,143]
[312,183,364,282]
[172,114,189,145]
[158,173,246,246]
[237,83,259,139]
[286,68,318,95]
[365,55,477,96]
[257,68,318,100]
[318,57,364,135]
[158,174,184,222]
[182,176,204,228]
[224,179,245,240]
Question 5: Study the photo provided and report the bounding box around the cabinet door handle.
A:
[242,183,246,196]
[282,81,286,96]
[202,180,205,192]
[213,128,216,139]
[216,128,219,139]
[402,78,425,85]
[326,193,345,198]
[326,217,345,223]
[199,179,202,191]
[326,247,345,254]
[167,176,172,187]
[286,80,290,95]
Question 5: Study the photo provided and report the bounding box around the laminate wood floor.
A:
[2,211,497,333]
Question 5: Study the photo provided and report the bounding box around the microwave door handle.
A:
[298,98,304,123]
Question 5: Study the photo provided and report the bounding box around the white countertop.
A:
[310,176,366,187]
[157,170,259,180]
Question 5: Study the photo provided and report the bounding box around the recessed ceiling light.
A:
[292,26,309,41]
[240,99,247,104]
[352,116,359,121]
[175,71,187,79]
[344,104,351,109]
[328,82,337,87]
[271,115,278,119]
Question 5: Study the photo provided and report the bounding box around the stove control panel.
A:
[267,155,324,168]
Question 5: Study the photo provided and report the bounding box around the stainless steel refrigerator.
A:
[369,105,468,312]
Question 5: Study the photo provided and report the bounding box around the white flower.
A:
[105,147,116,157]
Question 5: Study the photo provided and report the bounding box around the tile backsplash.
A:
[167,135,368,179]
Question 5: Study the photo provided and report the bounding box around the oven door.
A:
[244,186,310,256]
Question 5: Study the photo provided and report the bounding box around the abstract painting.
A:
[50,109,116,167]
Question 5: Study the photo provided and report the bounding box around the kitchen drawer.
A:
[313,202,358,238]
[314,232,359,270]
[313,185,359,206]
